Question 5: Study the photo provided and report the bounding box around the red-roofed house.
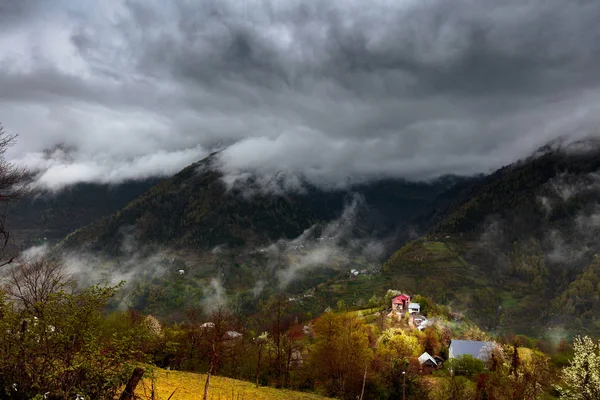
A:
[391,294,411,311]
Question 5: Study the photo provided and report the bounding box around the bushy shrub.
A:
[0,259,149,399]
[446,355,486,377]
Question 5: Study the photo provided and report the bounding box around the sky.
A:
[2,0,600,190]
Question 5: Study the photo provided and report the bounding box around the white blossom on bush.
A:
[557,336,600,400]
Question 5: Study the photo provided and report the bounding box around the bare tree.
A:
[3,257,71,316]
[202,306,237,400]
[264,294,293,388]
[254,332,269,388]
[0,124,32,267]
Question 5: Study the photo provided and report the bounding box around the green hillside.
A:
[384,240,479,302]
[383,143,600,336]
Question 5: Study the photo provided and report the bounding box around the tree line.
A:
[2,259,599,399]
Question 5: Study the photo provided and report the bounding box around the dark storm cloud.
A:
[0,0,43,28]
[3,0,600,189]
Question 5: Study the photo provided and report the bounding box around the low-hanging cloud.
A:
[3,0,600,190]
[541,171,600,264]
[7,227,234,314]
[202,278,228,313]
[18,242,170,290]
[252,195,386,290]
[6,229,202,311]
[476,168,600,269]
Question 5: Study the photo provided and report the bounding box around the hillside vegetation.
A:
[384,143,600,336]
[433,144,600,237]
[5,256,587,399]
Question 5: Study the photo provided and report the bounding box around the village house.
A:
[418,352,437,368]
[418,352,444,373]
[449,340,496,362]
[412,314,427,327]
[408,302,421,314]
[391,294,411,311]
[290,349,304,367]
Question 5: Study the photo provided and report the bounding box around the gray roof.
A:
[418,352,437,366]
[449,340,495,361]
[408,302,420,309]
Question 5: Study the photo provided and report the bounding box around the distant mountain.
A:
[5,178,161,247]
[34,154,473,321]
[384,141,600,336]
[20,143,600,336]
[59,153,461,256]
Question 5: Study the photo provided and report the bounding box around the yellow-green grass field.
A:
[135,368,330,400]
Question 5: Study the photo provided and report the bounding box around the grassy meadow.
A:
[137,368,330,400]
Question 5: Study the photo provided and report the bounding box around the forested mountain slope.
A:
[59,153,458,255]
[42,154,469,321]
[384,142,600,335]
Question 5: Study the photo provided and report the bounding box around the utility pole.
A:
[402,371,406,400]
[359,364,368,400]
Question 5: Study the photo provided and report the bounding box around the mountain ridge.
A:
[58,153,461,256]
[5,178,162,247]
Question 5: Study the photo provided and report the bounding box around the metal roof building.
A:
[418,352,438,366]
[449,340,496,361]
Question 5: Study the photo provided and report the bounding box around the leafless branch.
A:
[2,257,71,315]
[0,124,33,267]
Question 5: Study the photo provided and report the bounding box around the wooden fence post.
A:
[119,367,145,400]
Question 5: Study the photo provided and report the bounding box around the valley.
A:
[9,142,600,339]
[4,142,600,399]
